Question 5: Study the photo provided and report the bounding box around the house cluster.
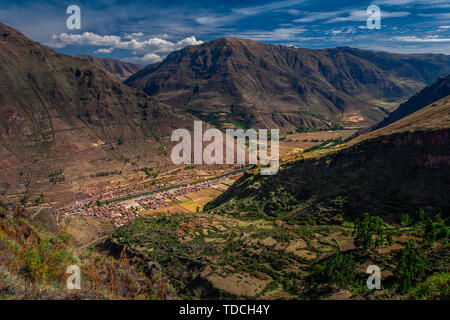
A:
[62,165,246,226]
[65,201,138,227]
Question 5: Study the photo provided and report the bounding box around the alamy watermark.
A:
[66,5,81,30]
[171,121,279,175]
[366,265,381,289]
[66,265,81,290]
[367,5,381,30]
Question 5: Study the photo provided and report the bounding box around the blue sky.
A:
[1,0,449,65]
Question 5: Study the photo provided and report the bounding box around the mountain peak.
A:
[125,39,450,131]
[0,23,33,44]
[0,22,194,205]
[76,55,144,80]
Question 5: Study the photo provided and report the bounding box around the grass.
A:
[408,272,450,300]
[0,203,176,300]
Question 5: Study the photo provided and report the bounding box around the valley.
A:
[0,21,448,301]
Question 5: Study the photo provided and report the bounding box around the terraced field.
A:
[103,209,450,299]
[64,216,115,247]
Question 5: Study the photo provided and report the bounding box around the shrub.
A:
[353,213,387,252]
[423,214,449,246]
[394,240,425,294]
[0,207,76,285]
[408,272,450,300]
[311,252,356,287]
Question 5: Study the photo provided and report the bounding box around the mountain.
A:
[125,37,450,131]
[0,23,193,205]
[372,73,450,130]
[205,95,450,221]
[349,95,450,145]
[76,55,144,80]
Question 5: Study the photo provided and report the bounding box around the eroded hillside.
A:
[0,23,195,205]
[125,38,450,130]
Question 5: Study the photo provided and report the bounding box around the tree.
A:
[387,233,394,246]
[401,214,410,227]
[423,214,449,246]
[312,253,356,287]
[353,212,387,252]
[394,240,425,294]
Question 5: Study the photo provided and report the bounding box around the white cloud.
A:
[124,32,144,39]
[195,15,237,25]
[228,26,307,41]
[231,0,306,16]
[418,13,450,19]
[294,9,410,24]
[375,0,450,8]
[141,53,163,64]
[285,9,302,15]
[49,32,203,54]
[51,32,121,47]
[47,32,203,64]
[195,0,307,27]
[392,35,450,42]
[326,10,410,23]
[94,47,114,54]
[294,11,337,23]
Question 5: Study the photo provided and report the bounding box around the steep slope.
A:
[125,38,450,131]
[205,97,450,221]
[0,23,193,204]
[350,95,450,145]
[76,55,144,80]
[373,74,450,130]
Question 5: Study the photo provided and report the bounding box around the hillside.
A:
[76,55,144,81]
[125,38,450,131]
[0,23,194,205]
[350,94,450,145]
[373,74,450,130]
[204,97,450,221]
[104,94,450,298]
[101,92,450,300]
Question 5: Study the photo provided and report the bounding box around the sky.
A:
[1,0,449,65]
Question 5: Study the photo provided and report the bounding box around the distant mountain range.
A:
[77,55,144,81]
[125,37,450,131]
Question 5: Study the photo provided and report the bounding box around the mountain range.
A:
[125,37,450,131]
[0,22,449,208]
[0,21,449,301]
[76,55,144,81]
[205,75,450,221]
[374,73,450,130]
[0,23,194,203]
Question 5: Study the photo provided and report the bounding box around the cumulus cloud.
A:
[94,47,114,54]
[141,53,163,64]
[48,32,203,57]
[46,31,203,65]
[124,32,144,39]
